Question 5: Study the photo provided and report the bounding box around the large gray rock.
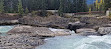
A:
[98,27,111,35]
[19,16,70,29]
[8,25,73,36]
[76,28,96,33]
[76,28,99,36]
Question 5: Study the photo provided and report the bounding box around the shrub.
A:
[31,10,54,17]
[47,11,54,16]
[31,11,38,15]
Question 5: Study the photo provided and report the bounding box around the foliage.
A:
[4,0,18,13]
[1,0,88,14]
[31,10,53,17]
[25,7,29,14]
[58,0,88,17]
[18,0,24,15]
[89,8,92,16]
[31,11,38,16]
[95,0,104,11]
[0,0,4,13]
[58,0,64,17]
[104,0,111,11]
[89,0,111,11]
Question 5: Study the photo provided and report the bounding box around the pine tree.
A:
[41,0,47,10]
[18,0,24,14]
[2,0,89,13]
[41,0,48,16]
[4,0,18,13]
[25,7,29,14]
[0,0,4,13]
[83,0,88,12]
[58,0,64,17]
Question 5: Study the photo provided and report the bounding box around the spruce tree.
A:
[25,7,29,14]
[0,0,4,13]
[58,0,64,17]
[18,0,24,14]
[41,0,48,16]
[4,0,18,13]
[82,0,88,12]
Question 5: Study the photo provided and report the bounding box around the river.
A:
[0,26,111,49]
[0,26,14,36]
[36,35,111,49]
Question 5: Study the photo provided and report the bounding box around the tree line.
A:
[0,0,111,15]
[0,0,88,14]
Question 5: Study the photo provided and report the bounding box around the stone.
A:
[67,21,86,32]
[76,28,98,36]
[8,25,73,36]
[78,31,99,36]
[0,34,44,49]
[76,28,96,33]
[98,27,111,35]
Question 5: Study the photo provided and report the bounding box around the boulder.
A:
[98,27,111,35]
[8,25,73,36]
[76,28,96,33]
[76,28,99,36]
[77,31,99,36]
[7,25,54,36]
[67,21,86,31]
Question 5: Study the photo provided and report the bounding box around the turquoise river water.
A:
[0,26,14,36]
[0,26,111,49]
[36,35,111,49]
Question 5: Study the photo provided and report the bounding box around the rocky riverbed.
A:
[0,13,111,49]
[0,25,75,49]
[1,25,111,49]
[0,33,44,49]
[8,25,74,36]
[0,26,45,49]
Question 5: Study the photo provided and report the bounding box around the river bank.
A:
[1,24,111,49]
[0,13,111,49]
